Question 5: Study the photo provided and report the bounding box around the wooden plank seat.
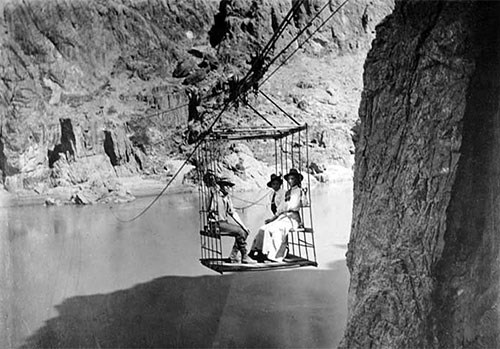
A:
[295,227,313,233]
[199,229,220,238]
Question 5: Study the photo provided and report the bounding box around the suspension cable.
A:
[110,101,232,222]
[261,0,351,87]
[224,0,307,101]
[139,88,226,119]
[128,0,337,124]
[243,99,278,129]
[259,90,300,125]
[143,0,307,125]
[110,2,304,222]
[262,0,334,73]
[258,0,307,59]
[232,189,271,210]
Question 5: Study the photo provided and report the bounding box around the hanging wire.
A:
[261,0,337,75]
[284,135,289,176]
[109,98,233,223]
[215,139,223,262]
[243,98,278,129]
[204,140,210,260]
[244,0,308,92]
[260,90,300,125]
[306,125,317,263]
[232,190,270,205]
[232,190,271,210]
[128,0,345,130]
[298,129,302,174]
[260,0,352,87]
[197,145,202,227]
[279,137,284,187]
[110,0,338,225]
[274,138,278,174]
[138,87,228,121]
[258,0,307,59]
[109,4,297,224]
[210,139,219,262]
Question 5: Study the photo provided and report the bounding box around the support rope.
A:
[259,90,300,125]
[261,0,335,73]
[232,189,271,210]
[108,0,324,223]
[243,99,278,129]
[260,0,352,87]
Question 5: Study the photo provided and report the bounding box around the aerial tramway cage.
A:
[196,123,318,273]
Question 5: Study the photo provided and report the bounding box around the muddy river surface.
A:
[1,182,352,348]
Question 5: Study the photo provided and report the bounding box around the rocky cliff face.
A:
[0,0,391,202]
[342,1,499,348]
[0,0,217,198]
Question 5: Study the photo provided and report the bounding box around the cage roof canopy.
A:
[208,124,307,141]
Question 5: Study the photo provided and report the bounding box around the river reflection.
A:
[1,182,352,349]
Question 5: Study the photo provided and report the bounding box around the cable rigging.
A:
[260,0,352,87]
[134,0,307,125]
[140,0,343,124]
[109,5,297,222]
[232,190,271,210]
[111,0,350,223]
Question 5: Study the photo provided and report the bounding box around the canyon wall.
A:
[0,0,217,196]
[0,0,391,201]
[342,1,499,347]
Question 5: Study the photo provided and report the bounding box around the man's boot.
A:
[228,245,240,263]
[240,248,257,264]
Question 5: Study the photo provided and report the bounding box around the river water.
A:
[1,182,352,349]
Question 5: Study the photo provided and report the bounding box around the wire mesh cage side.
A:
[197,140,224,269]
[196,124,317,272]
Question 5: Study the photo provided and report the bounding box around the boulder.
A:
[44,197,61,206]
[71,191,95,205]
[172,59,198,78]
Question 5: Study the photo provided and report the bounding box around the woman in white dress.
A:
[250,168,304,262]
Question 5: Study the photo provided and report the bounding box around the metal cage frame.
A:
[196,123,317,273]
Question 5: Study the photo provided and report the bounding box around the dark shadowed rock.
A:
[341,1,500,348]
[172,59,198,78]
[71,191,95,205]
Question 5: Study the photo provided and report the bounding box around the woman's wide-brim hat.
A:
[284,168,303,182]
[216,178,235,187]
[267,173,283,187]
[202,170,217,186]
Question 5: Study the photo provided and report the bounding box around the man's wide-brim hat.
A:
[284,168,303,182]
[267,173,283,187]
[217,178,235,187]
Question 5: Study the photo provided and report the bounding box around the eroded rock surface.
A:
[342,1,500,348]
[0,0,392,204]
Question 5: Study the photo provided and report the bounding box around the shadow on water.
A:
[21,262,349,349]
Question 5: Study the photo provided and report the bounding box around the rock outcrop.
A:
[342,1,500,348]
[0,0,392,202]
[0,0,217,200]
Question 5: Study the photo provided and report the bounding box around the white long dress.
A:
[252,186,303,261]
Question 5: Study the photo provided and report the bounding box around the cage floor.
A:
[200,254,318,273]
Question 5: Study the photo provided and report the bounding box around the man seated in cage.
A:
[249,168,306,263]
[207,176,256,264]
